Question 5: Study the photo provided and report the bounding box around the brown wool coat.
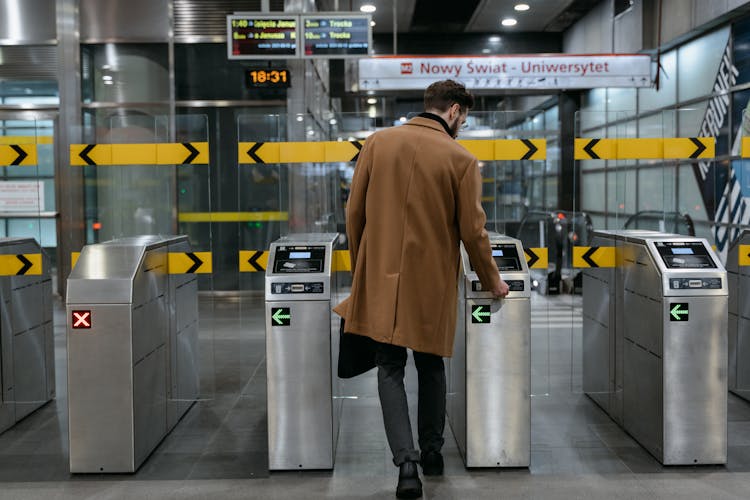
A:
[333,116,501,357]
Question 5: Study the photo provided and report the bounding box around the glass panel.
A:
[81,44,169,104]
[639,50,676,112]
[678,27,731,103]
[69,114,218,468]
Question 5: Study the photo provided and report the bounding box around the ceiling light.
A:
[489,36,500,43]
[360,4,376,13]
[329,118,337,125]
[399,116,407,122]
[515,3,530,11]
[370,20,376,27]
[501,18,518,27]
[482,49,491,54]
[367,97,377,104]
[296,115,304,122]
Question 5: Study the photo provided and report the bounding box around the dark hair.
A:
[423,79,475,113]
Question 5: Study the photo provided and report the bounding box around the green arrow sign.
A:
[272,307,291,326]
[471,305,491,324]
[670,303,689,322]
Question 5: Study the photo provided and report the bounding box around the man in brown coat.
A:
[334,80,508,499]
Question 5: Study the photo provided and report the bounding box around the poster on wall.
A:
[0,181,44,212]
[709,17,750,254]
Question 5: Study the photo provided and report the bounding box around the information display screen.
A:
[471,244,522,272]
[246,69,290,88]
[273,246,326,273]
[655,241,716,268]
[228,15,298,59]
[301,15,371,57]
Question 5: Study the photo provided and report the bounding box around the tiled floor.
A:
[1,293,750,499]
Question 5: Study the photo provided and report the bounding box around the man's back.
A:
[341,115,497,357]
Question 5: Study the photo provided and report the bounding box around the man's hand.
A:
[491,278,510,299]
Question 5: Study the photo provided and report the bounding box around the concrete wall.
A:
[564,0,750,54]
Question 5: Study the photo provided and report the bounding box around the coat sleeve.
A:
[346,137,373,273]
[457,158,500,292]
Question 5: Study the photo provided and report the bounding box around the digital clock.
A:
[246,69,291,88]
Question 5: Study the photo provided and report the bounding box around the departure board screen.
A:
[655,241,716,269]
[227,15,299,59]
[301,15,371,57]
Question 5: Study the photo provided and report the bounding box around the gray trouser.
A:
[375,342,446,466]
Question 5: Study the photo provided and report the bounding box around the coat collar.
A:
[404,115,453,137]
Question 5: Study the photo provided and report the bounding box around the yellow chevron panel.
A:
[111,143,157,165]
[575,138,617,160]
[663,137,714,159]
[280,142,325,163]
[617,138,662,159]
[70,144,112,166]
[458,140,495,161]
[324,141,363,162]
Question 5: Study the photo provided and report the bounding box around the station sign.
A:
[301,14,371,58]
[227,15,299,59]
[359,54,653,90]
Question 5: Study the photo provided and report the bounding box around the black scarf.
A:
[417,112,453,137]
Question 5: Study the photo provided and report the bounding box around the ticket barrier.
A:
[447,233,530,467]
[583,230,727,464]
[727,229,750,401]
[0,238,54,434]
[66,235,199,473]
[265,233,345,470]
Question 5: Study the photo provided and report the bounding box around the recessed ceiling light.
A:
[489,36,500,43]
[367,98,377,104]
[515,3,530,11]
[360,4,376,13]
[501,18,518,27]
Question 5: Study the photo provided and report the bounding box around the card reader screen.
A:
[671,248,694,255]
[289,251,311,259]
[655,241,716,269]
[471,244,522,271]
[273,246,326,273]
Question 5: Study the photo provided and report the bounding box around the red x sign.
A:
[72,310,91,329]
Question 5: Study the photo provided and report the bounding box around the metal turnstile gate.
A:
[0,238,54,434]
[265,233,344,470]
[447,233,530,467]
[727,229,750,401]
[66,235,200,473]
[583,230,727,464]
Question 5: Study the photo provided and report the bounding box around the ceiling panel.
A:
[466,0,577,33]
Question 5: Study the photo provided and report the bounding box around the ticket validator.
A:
[583,230,727,465]
[265,233,344,470]
[447,233,531,467]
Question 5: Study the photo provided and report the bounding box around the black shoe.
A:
[420,451,444,476]
[396,461,422,499]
